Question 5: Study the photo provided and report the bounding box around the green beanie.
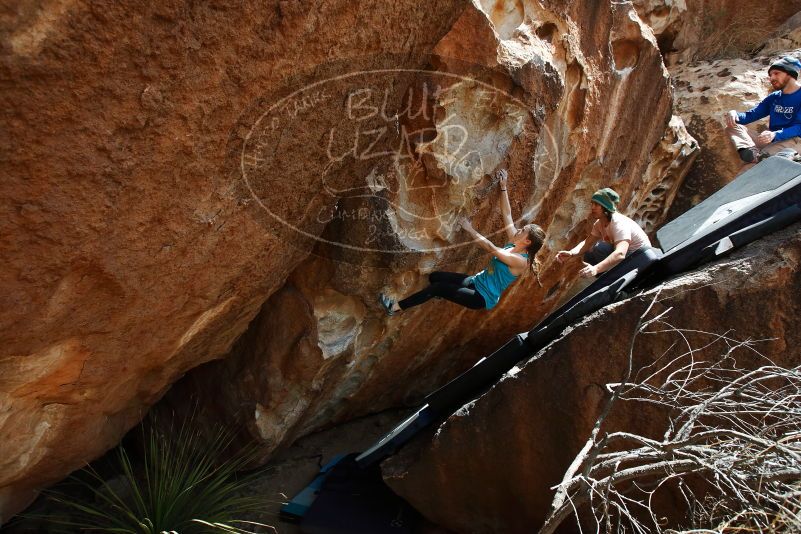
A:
[591,187,620,213]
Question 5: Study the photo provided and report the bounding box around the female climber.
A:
[379,170,545,315]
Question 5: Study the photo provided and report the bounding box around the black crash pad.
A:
[529,246,662,340]
[655,157,801,275]
[300,454,420,534]
[357,248,662,469]
[355,405,434,468]
[658,157,801,252]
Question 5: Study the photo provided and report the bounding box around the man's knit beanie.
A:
[768,56,801,79]
[591,187,620,213]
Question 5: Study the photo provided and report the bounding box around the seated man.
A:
[725,56,801,163]
[556,188,651,278]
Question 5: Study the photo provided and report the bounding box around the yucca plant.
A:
[36,417,274,533]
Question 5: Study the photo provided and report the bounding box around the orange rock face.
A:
[383,224,801,533]
[168,0,696,477]
[1,0,698,521]
[0,0,468,520]
[632,0,801,64]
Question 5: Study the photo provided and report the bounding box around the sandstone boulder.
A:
[1,0,698,521]
[632,0,801,64]
[0,0,468,520]
[757,9,801,55]
[169,0,697,465]
[383,223,801,533]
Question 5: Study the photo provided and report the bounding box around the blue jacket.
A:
[737,89,801,142]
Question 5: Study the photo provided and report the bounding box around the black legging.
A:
[397,271,486,310]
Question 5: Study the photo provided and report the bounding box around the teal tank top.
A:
[471,244,527,309]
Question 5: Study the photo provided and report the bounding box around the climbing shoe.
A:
[379,293,395,316]
[738,147,766,163]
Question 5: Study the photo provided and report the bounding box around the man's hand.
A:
[756,130,776,147]
[579,263,598,278]
[725,110,739,128]
[555,250,574,263]
[497,169,508,189]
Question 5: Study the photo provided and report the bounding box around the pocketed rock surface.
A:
[646,3,801,217]
[166,0,697,474]
[1,0,698,520]
[666,50,801,218]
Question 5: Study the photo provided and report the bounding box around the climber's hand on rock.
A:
[497,169,508,188]
[556,250,573,263]
[725,110,739,129]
